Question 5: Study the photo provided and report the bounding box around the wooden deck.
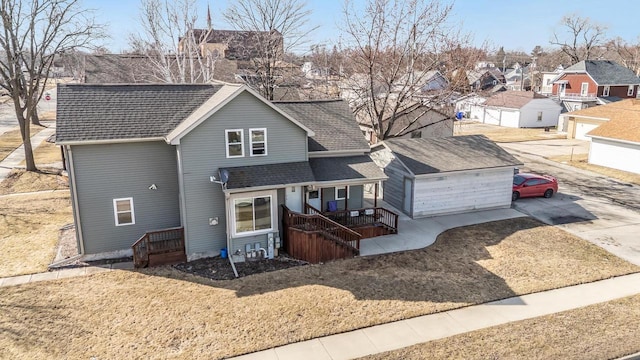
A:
[283,204,399,264]
[132,227,186,268]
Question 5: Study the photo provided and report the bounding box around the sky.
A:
[85,0,640,54]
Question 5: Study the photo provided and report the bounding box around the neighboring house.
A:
[465,67,505,92]
[56,83,388,264]
[356,102,453,144]
[558,98,640,140]
[370,135,522,218]
[183,29,284,62]
[586,99,640,174]
[454,93,488,120]
[551,60,640,111]
[538,66,563,95]
[392,70,449,94]
[478,91,562,128]
[504,66,531,91]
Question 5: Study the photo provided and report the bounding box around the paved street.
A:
[501,142,640,266]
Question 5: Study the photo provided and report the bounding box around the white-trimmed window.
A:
[249,128,267,156]
[232,193,274,236]
[335,186,349,200]
[225,129,244,158]
[113,197,135,226]
[603,85,610,97]
[537,111,543,121]
[628,85,634,96]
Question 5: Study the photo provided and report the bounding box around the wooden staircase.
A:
[283,206,361,264]
[132,227,186,268]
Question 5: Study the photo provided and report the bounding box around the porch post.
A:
[345,191,348,210]
[374,182,378,208]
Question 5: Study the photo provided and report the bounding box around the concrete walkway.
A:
[0,262,134,287]
[0,124,56,181]
[231,273,640,360]
[360,208,526,256]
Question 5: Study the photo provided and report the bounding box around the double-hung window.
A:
[226,129,244,158]
[537,111,543,121]
[233,194,273,236]
[628,85,635,97]
[603,86,610,97]
[250,128,267,156]
[113,197,135,226]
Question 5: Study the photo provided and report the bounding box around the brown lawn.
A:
[19,139,63,167]
[455,122,565,142]
[0,218,637,359]
[361,294,640,360]
[0,125,44,161]
[0,169,68,196]
[0,191,72,277]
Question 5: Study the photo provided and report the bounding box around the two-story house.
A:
[551,60,640,111]
[56,83,391,267]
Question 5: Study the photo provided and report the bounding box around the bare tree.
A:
[606,37,640,76]
[0,0,103,172]
[223,0,317,100]
[341,0,475,140]
[130,0,219,83]
[550,14,607,65]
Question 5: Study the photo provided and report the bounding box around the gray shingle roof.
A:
[56,84,222,143]
[383,135,522,175]
[564,60,640,85]
[221,162,316,190]
[273,100,369,152]
[309,156,387,182]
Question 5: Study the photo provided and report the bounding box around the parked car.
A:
[512,173,558,201]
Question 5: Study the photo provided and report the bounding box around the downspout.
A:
[66,146,85,255]
[225,192,238,278]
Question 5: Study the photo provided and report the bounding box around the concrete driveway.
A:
[503,142,640,266]
[500,138,589,159]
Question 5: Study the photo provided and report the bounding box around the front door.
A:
[285,186,302,213]
[559,83,566,97]
[403,178,412,215]
[306,189,321,212]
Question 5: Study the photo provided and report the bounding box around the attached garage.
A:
[370,135,522,219]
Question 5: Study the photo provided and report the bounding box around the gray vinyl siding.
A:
[179,91,308,256]
[321,185,363,211]
[382,158,412,214]
[70,142,180,254]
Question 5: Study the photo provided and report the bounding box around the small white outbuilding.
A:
[479,91,562,128]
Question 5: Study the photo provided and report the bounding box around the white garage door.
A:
[412,168,513,218]
[483,108,501,125]
[575,122,599,141]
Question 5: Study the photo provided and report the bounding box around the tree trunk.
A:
[14,102,38,172]
[31,107,42,126]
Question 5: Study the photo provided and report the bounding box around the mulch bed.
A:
[173,255,308,280]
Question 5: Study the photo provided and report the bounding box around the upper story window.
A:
[113,197,135,226]
[250,128,267,156]
[628,85,635,96]
[225,129,244,158]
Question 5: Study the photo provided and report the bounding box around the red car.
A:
[512,173,558,201]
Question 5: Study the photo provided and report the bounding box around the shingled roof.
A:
[563,60,640,86]
[273,100,370,152]
[382,135,522,175]
[581,99,640,143]
[56,84,222,143]
[484,90,548,109]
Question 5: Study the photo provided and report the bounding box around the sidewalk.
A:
[0,262,134,287]
[0,125,56,181]
[230,273,640,360]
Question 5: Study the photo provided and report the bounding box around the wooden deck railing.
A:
[323,207,399,233]
[132,227,185,268]
[283,205,361,263]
